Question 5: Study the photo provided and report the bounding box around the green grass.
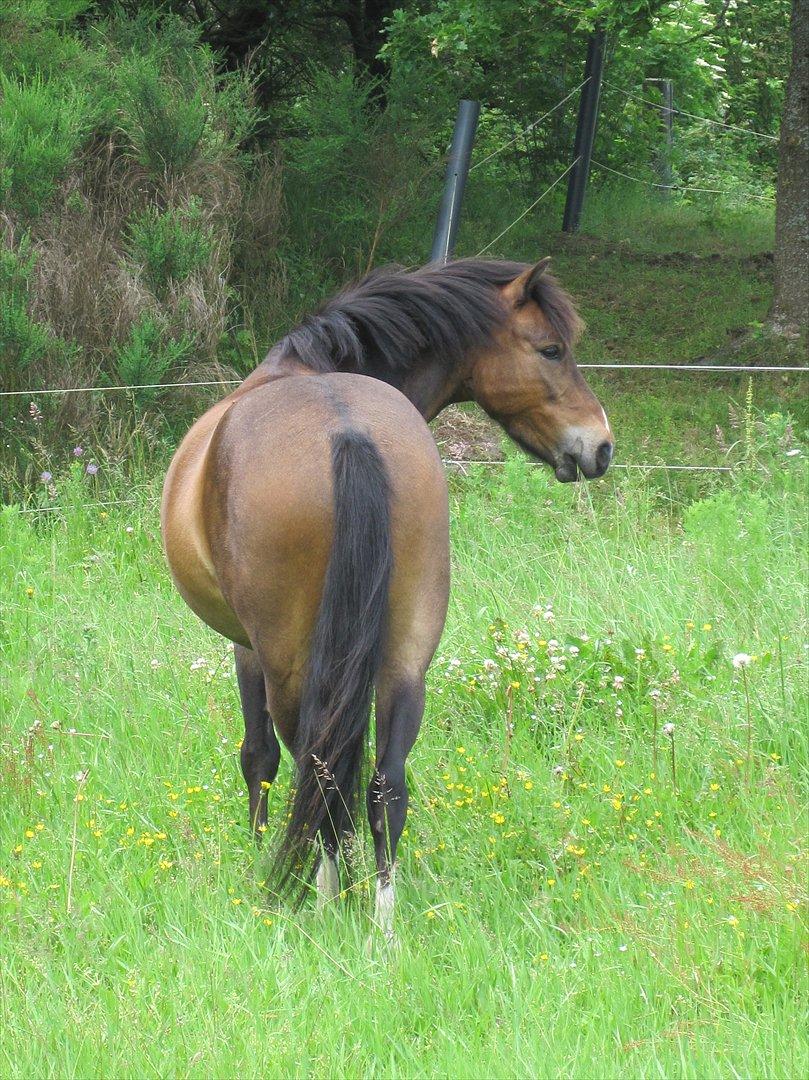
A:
[1,191,807,1077]
[1,414,807,1077]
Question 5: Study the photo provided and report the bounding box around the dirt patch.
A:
[431,405,504,462]
[557,234,773,271]
[740,251,774,272]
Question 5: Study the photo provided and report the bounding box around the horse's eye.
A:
[540,345,561,361]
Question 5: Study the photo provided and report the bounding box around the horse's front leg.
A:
[235,644,280,837]
[367,677,425,939]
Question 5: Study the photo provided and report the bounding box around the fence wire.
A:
[0,379,242,398]
[15,456,743,515]
[2,362,807,401]
[470,80,589,173]
[603,81,780,141]
[474,158,580,256]
[578,364,807,373]
[591,159,775,202]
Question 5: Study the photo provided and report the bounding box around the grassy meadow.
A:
[1,196,808,1078]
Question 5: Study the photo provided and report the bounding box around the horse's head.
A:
[468,258,613,482]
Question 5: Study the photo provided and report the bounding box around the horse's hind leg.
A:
[235,644,280,836]
[367,676,425,937]
[315,826,340,910]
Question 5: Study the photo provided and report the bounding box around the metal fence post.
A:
[430,99,480,264]
[562,28,606,233]
[645,78,674,192]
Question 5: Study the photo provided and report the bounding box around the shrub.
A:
[0,0,89,82]
[116,55,206,179]
[125,201,213,298]
[0,238,62,376]
[0,291,52,371]
[114,314,192,387]
[0,72,89,218]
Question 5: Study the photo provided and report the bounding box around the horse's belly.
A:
[161,406,251,648]
[167,538,250,647]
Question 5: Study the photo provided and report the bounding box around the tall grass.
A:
[1,418,806,1077]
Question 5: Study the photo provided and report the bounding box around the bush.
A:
[0,237,66,377]
[115,55,207,179]
[114,314,192,387]
[0,72,90,217]
[125,201,213,298]
[0,291,52,371]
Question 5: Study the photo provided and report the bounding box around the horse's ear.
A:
[504,257,552,307]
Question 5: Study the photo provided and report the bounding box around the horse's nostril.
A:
[596,441,613,472]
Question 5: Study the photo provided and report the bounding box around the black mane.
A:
[278,259,582,374]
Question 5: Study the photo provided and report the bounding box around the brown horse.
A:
[161,257,612,931]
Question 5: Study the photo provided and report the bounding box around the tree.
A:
[772,0,808,334]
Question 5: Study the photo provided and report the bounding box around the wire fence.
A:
[603,81,780,141]
[3,361,807,400]
[470,79,589,173]
[591,159,775,202]
[0,380,242,398]
[474,158,580,256]
[3,79,798,504]
[16,456,748,515]
[445,460,735,473]
[462,71,780,253]
[577,364,807,373]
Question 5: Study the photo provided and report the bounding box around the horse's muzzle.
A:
[555,440,613,482]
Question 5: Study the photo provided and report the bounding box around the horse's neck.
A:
[386,361,467,422]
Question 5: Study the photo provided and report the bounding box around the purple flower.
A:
[72,446,84,457]
[85,463,99,476]
[40,471,52,483]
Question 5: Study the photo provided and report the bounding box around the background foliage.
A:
[0,0,793,474]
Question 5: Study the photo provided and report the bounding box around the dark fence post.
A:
[430,99,480,264]
[562,28,606,233]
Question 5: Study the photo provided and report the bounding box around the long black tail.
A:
[272,429,392,901]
